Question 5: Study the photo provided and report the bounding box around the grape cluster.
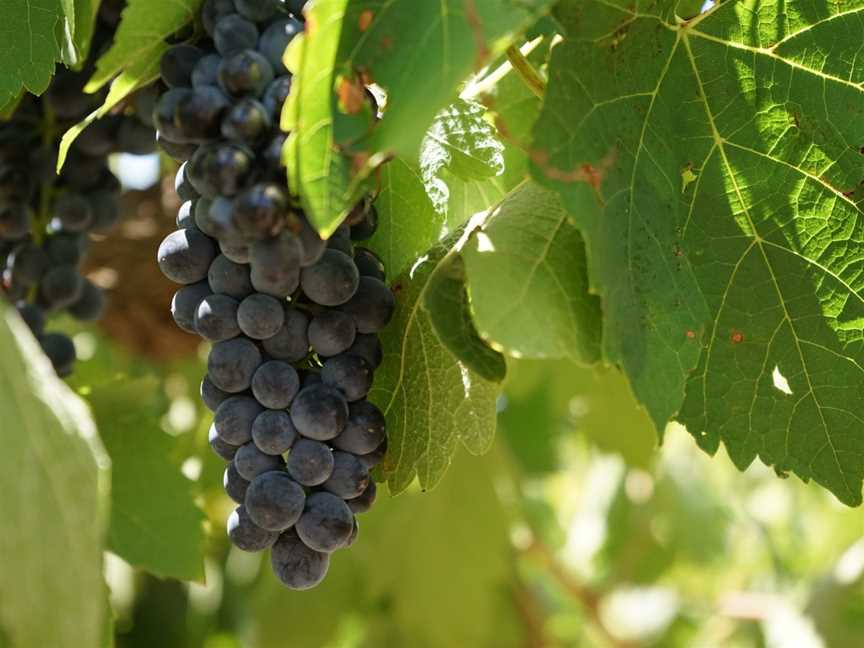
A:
[154,0,394,590]
[0,1,155,376]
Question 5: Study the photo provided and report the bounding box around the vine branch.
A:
[505,45,546,99]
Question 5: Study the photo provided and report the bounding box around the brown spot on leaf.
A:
[686,330,696,339]
[358,9,374,31]
[336,74,367,114]
[730,330,744,344]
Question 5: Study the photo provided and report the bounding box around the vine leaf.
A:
[286,0,555,235]
[425,250,507,382]
[56,0,202,170]
[85,378,206,581]
[0,0,67,108]
[0,305,110,647]
[533,0,864,504]
[463,180,602,364]
[370,237,499,493]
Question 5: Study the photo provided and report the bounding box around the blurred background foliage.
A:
[64,205,864,646]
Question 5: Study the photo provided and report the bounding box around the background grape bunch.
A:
[0,0,155,376]
[154,0,395,590]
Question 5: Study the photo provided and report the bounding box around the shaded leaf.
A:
[425,251,506,382]
[370,238,500,493]
[463,181,602,363]
[0,305,109,648]
[86,378,206,581]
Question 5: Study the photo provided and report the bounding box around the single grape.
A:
[195,294,241,341]
[208,254,253,299]
[249,231,302,297]
[175,163,199,202]
[202,0,236,36]
[214,14,260,57]
[153,87,194,143]
[353,247,386,281]
[251,360,299,409]
[245,471,305,531]
[322,451,370,499]
[221,98,272,145]
[192,53,223,87]
[214,395,263,445]
[15,301,45,336]
[218,49,274,97]
[295,492,354,553]
[295,216,328,267]
[187,142,253,198]
[341,517,359,548]
[321,354,372,401]
[237,293,284,339]
[285,439,334,486]
[157,228,218,285]
[338,276,395,333]
[346,480,377,514]
[208,337,263,392]
[252,410,297,455]
[51,193,94,232]
[224,462,250,504]
[325,225,353,256]
[227,505,279,551]
[349,203,378,240]
[39,265,84,310]
[261,307,309,361]
[261,76,292,117]
[345,333,383,369]
[44,233,86,266]
[160,44,205,88]
[258,18,303,75]
[67,280,105,322]
[270,528,330,590]
[171,281,211,333]
[209,423,240,461]
[300,249,359,306]
[357,438,387,470]
[308,309,356,357]
[290,384,348,440]
[236,0,281,22]
[232,183,287,239]
[176,201,196,229]
[219,239,251,264]
[201,375,231,412]
[39,333,76,376]
[234,442,285,480]
[175,86,231,142]
[6,243,48,285]
[0,203,32,241]
[331,400,386,455]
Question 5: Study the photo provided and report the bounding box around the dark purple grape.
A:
[171,281,211,333]
[208,337,263,392]
[201,375,231,412]
[245,471,305,531]
[214,14,260,57]
[221,98,272,144]
[270,528,330,590]
[347,481,377,514]
[157,228,218,285]
[308,310,355,357]
[218,49,274,97]
[321,354,373,401]
[209,423,240,461]
[346,333,383,368]
[252,409,297,454]
[290,384,348,441]
[67,280,105,321]
[300,249,359,306]
[249,231,301,297]
[195,293,241,341]
[258,18,302,75]
[338,276,395,333]
[295,492,354,553]
[322,451,369,499]
[261,307,309,361]
[39,332,76,376]
[224,462,250,504]
[332,400,386,455]
[234,442,284,480]
[353,247,385,281]
[285,439,334,486]
[227,505,279,551]
[232,183,287,239]
[214,395,263,445]
[207,253,253,299]
[160,44,206,88]
[251,360,299,409]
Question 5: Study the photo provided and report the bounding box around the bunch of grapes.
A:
[154,0,394,590]
[0,1,155,376]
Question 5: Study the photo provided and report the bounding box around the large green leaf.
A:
[463,180,602,363]
[532,0,864,504]
[0,306,109,648]
[286,0,555,235]
[0,0,66,108]
[85,378,206,581]
[370,238,500,493]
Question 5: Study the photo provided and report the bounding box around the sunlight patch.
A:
[772,366,793,395]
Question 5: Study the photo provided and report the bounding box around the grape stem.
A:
[505,45,546,99]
